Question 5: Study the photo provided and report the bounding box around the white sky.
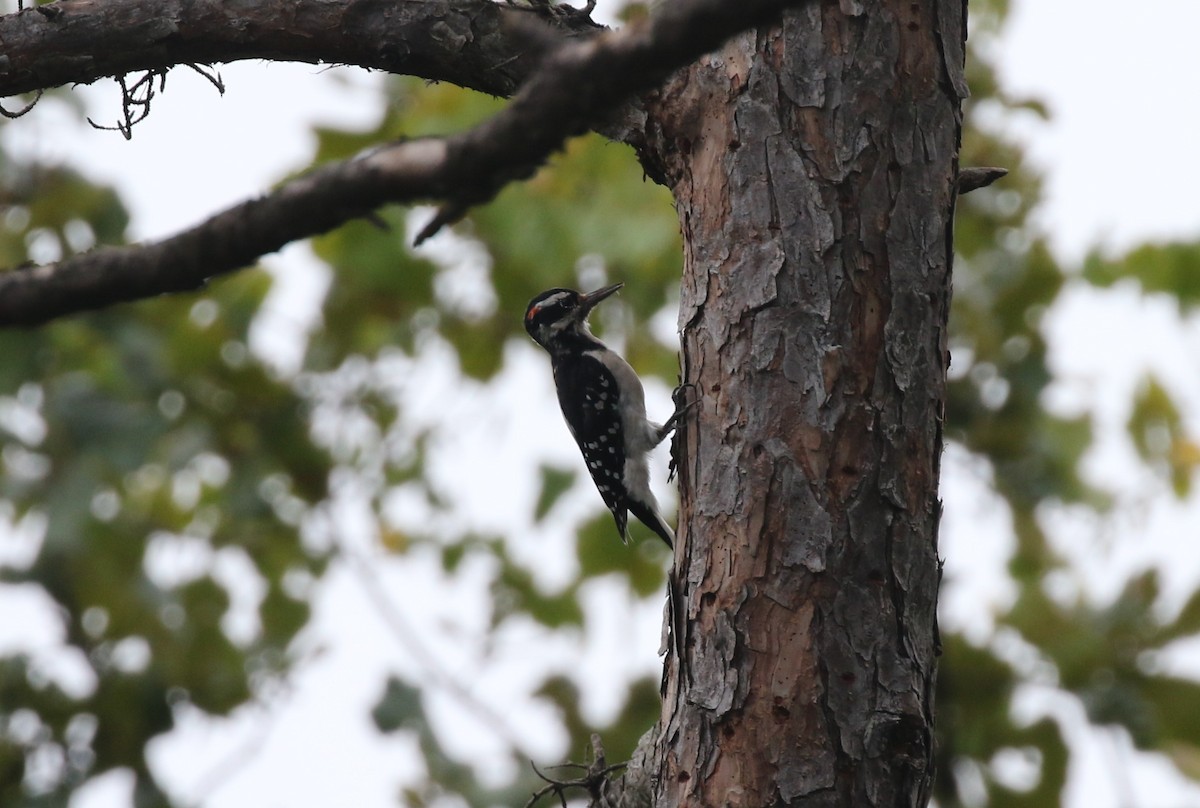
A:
[2,1,1200,806]
[999,1,1200,261]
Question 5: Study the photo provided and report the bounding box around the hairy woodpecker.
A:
[524,283,685,548]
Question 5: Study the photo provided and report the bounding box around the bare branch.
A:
[0,139,451,326]
[0,0,599,100]
[0,0,810,327]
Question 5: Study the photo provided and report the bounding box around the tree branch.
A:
[0,0,600,100]
[957,166,1008,194]
[0,0,808,327]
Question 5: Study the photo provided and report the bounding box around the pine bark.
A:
[645,2,966,804]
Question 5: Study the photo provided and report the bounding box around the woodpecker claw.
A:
[658,384,698,443]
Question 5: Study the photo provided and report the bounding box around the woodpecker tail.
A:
[609,507,630,544]
[628,500,674,549]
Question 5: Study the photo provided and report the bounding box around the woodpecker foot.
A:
[659,384,698,441]
[665,384,698,482]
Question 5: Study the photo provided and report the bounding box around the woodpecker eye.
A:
[525,289,581,334]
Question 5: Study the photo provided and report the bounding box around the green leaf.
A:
[0,330,48,393]
[443,316,507,380]
[1140,675,1200,752]
[535,674,588,753]
[533,465,575,523]
[1158,588,1200,643]
[491,541,583,628]
[306,210,438,368]
[1084,241,1200,308]
[575,514,669,597]
[1128,374,1194,496]
[1166,742,1200,781]
[372,675,425,734]
[935,636,1071,807]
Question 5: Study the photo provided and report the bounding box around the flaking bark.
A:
[643,2,964,804]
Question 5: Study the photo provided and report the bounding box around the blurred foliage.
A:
[934,0,1200,804]
[1085,242,1200,309]
[0,188,331,803]
[1126,375,1197,497]
[0,70,682,805]
[2,0,1200,806]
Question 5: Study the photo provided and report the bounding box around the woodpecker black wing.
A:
[551,352,631,540]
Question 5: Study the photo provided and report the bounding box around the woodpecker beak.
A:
[578,283,624,317]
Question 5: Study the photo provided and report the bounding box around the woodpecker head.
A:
[524,283,623,351]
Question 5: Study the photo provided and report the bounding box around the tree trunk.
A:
[645,2,966,804]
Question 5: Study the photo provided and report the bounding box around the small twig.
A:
[529,761,572,808]
[414,203,467,245]
[86,64,223,138]
[956,166,1007,194]
[523,735,628,807]
[187,63,226,95]
[589,733,607,770]
[541,762,590,773]
[87,71,165,139]
[0,90,42,119]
